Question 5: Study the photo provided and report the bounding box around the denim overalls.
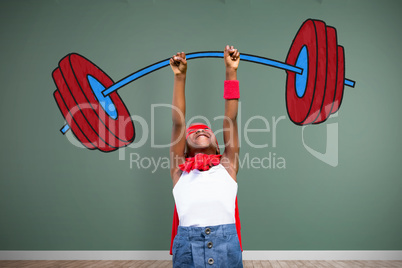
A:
[172,223,243,267]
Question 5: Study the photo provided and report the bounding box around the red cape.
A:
[170,196,242,255]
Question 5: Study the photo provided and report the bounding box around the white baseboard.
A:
[242,251,402,260]
[0,250,401,260]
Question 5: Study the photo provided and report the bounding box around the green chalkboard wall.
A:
[0,0,401,250]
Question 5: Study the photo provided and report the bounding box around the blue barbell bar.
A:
[61,51,355,134]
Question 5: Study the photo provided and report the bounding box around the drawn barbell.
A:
[52,19,355,152]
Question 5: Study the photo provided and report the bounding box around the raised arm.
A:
[169,52,187,181]
[222,45,240,175]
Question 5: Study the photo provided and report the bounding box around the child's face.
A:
[185,124,219,155]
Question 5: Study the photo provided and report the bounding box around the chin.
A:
[193,144,211,150]
[191,138,210,147]
[189,142,216,152]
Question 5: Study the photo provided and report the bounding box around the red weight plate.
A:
[59,53,135,150]
[53,68,114,151]
[65,53,135,147]
[286,19,327,125]
[53,89,95,150]
[313,26,338,124]
[330,46,345,114]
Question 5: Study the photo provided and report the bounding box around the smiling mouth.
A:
[196,134,209,139]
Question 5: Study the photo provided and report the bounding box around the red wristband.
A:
[224,80,240,99]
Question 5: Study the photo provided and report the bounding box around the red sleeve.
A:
[170,204,179,255]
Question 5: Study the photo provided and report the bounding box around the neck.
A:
[188,148,217,157]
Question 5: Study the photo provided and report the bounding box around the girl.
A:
[169,45,242,267]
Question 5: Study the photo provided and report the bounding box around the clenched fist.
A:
[170,52,187,76]
[224,45,240,70]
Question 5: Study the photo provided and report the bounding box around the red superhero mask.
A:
[186,124,219,147]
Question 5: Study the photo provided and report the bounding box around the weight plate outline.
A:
[286,19,327,125]
[54,65,117,151]
[59,53,135,151]
[53,68,100,150]
[331,46,345,114]
[62,53,134,145]
[314,26,338,124]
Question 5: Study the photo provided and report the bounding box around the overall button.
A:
[205,228,211,235]
[208,258,214,265]
[207,242,213,249]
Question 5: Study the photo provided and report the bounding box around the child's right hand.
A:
[170,52,187,76]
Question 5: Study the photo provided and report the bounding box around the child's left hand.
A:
[224,45,240,70]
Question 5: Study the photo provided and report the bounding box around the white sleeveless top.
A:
[172,164,238,227]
